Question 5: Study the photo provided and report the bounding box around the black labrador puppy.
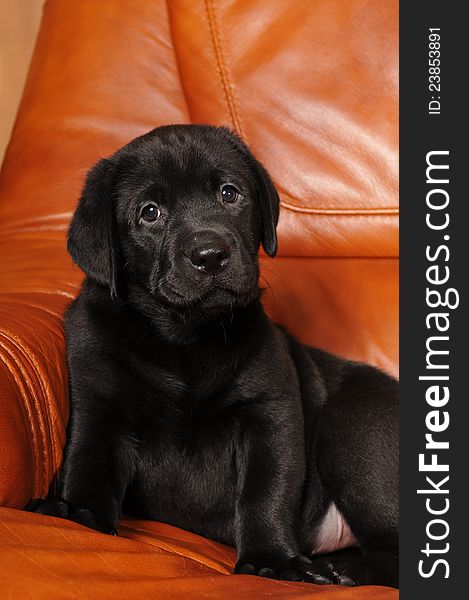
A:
[29,125,398,587]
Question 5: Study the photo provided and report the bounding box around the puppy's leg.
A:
[28,414,137,535]
[312,366,399,587]
[233,405,317,582]
[306,548,398,587]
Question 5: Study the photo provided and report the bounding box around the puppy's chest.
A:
[138,348,242,405]
[135,407,239,518]
[131,351,252,524]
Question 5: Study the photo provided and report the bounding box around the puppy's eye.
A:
[140,204,161,222]
[221,184,241,203]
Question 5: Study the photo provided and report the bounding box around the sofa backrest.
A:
[0,0,398,506]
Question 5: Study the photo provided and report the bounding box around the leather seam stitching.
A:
[165,0,193,123]
[278,188,399,215]
[204,0,245,136]
[280,201,399,216]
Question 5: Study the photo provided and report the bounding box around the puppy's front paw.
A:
[26,497,69,518]
[27,497,117,536]
[305,556,356,586]
[235,553,314,582]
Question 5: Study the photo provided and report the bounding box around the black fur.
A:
[28,125,398,587]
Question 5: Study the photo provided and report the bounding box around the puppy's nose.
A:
[189,238,230,275]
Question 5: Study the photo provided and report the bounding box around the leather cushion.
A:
[0,507,398,599]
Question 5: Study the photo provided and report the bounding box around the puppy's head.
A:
[68,125,279,312]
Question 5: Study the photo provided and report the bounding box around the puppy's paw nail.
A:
[258,567,276,578]
[311,573,334,585]
[337,574,355,586]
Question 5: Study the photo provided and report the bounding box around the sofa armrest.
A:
[0,230,75,507]
[0,289,69,508]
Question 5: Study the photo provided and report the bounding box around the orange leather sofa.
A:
[0,1,398,598]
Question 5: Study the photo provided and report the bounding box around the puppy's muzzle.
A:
[186,231,230,276]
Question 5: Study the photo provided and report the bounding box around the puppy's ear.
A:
[251,158,280,257]
[218,127,280,257]
[68,158,119,297]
